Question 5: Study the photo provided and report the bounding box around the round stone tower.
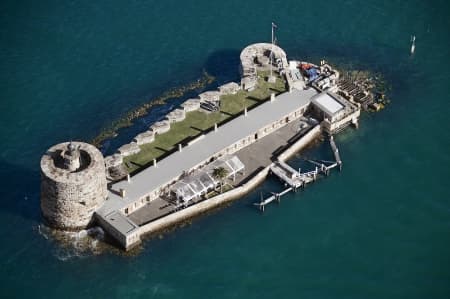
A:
[40,141,107,230]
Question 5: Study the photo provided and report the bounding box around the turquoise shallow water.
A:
[1,0,449,298]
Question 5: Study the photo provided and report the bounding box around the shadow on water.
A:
[203,48,241,84]
[0,160,41,222]
[99,49,243,156]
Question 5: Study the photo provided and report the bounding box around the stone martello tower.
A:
[40,141,107,230]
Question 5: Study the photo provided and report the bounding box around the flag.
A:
[272,22,277,29]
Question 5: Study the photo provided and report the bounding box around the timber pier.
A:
[255,136,342,212]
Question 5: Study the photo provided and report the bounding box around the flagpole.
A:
[270,23,274,79]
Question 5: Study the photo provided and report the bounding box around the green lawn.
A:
[123,71,287,173]
[123,110,225,172]
[221,71,287,115]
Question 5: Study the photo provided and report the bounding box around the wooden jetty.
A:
[255,135,342,212]
[254,187,292,212]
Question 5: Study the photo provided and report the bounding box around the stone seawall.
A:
[134,124,322,245]
[277,124,321,162]
[138,166,271,238]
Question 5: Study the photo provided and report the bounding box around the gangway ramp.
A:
[330,136,342,171]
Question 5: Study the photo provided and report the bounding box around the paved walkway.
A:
[234,118,310,184]
[128,198,175,226]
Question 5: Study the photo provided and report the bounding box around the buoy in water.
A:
[410,35,416,55]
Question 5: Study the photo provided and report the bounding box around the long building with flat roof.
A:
[95,88,316,248]
[98,88,316,216]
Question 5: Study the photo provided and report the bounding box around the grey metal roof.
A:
[311,92,344,116]
[97,88,316,216]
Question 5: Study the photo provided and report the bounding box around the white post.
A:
[244,107,248,116]
[214,123,218,132]
[127,174,131,183]
[270,93,275,102]
[178,144,182,152]
[270,23,274,79]
[153,158,157,167]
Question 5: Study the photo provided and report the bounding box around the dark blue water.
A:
[1,0,449,298]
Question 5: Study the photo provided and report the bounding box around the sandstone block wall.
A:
[40,142,107,230]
